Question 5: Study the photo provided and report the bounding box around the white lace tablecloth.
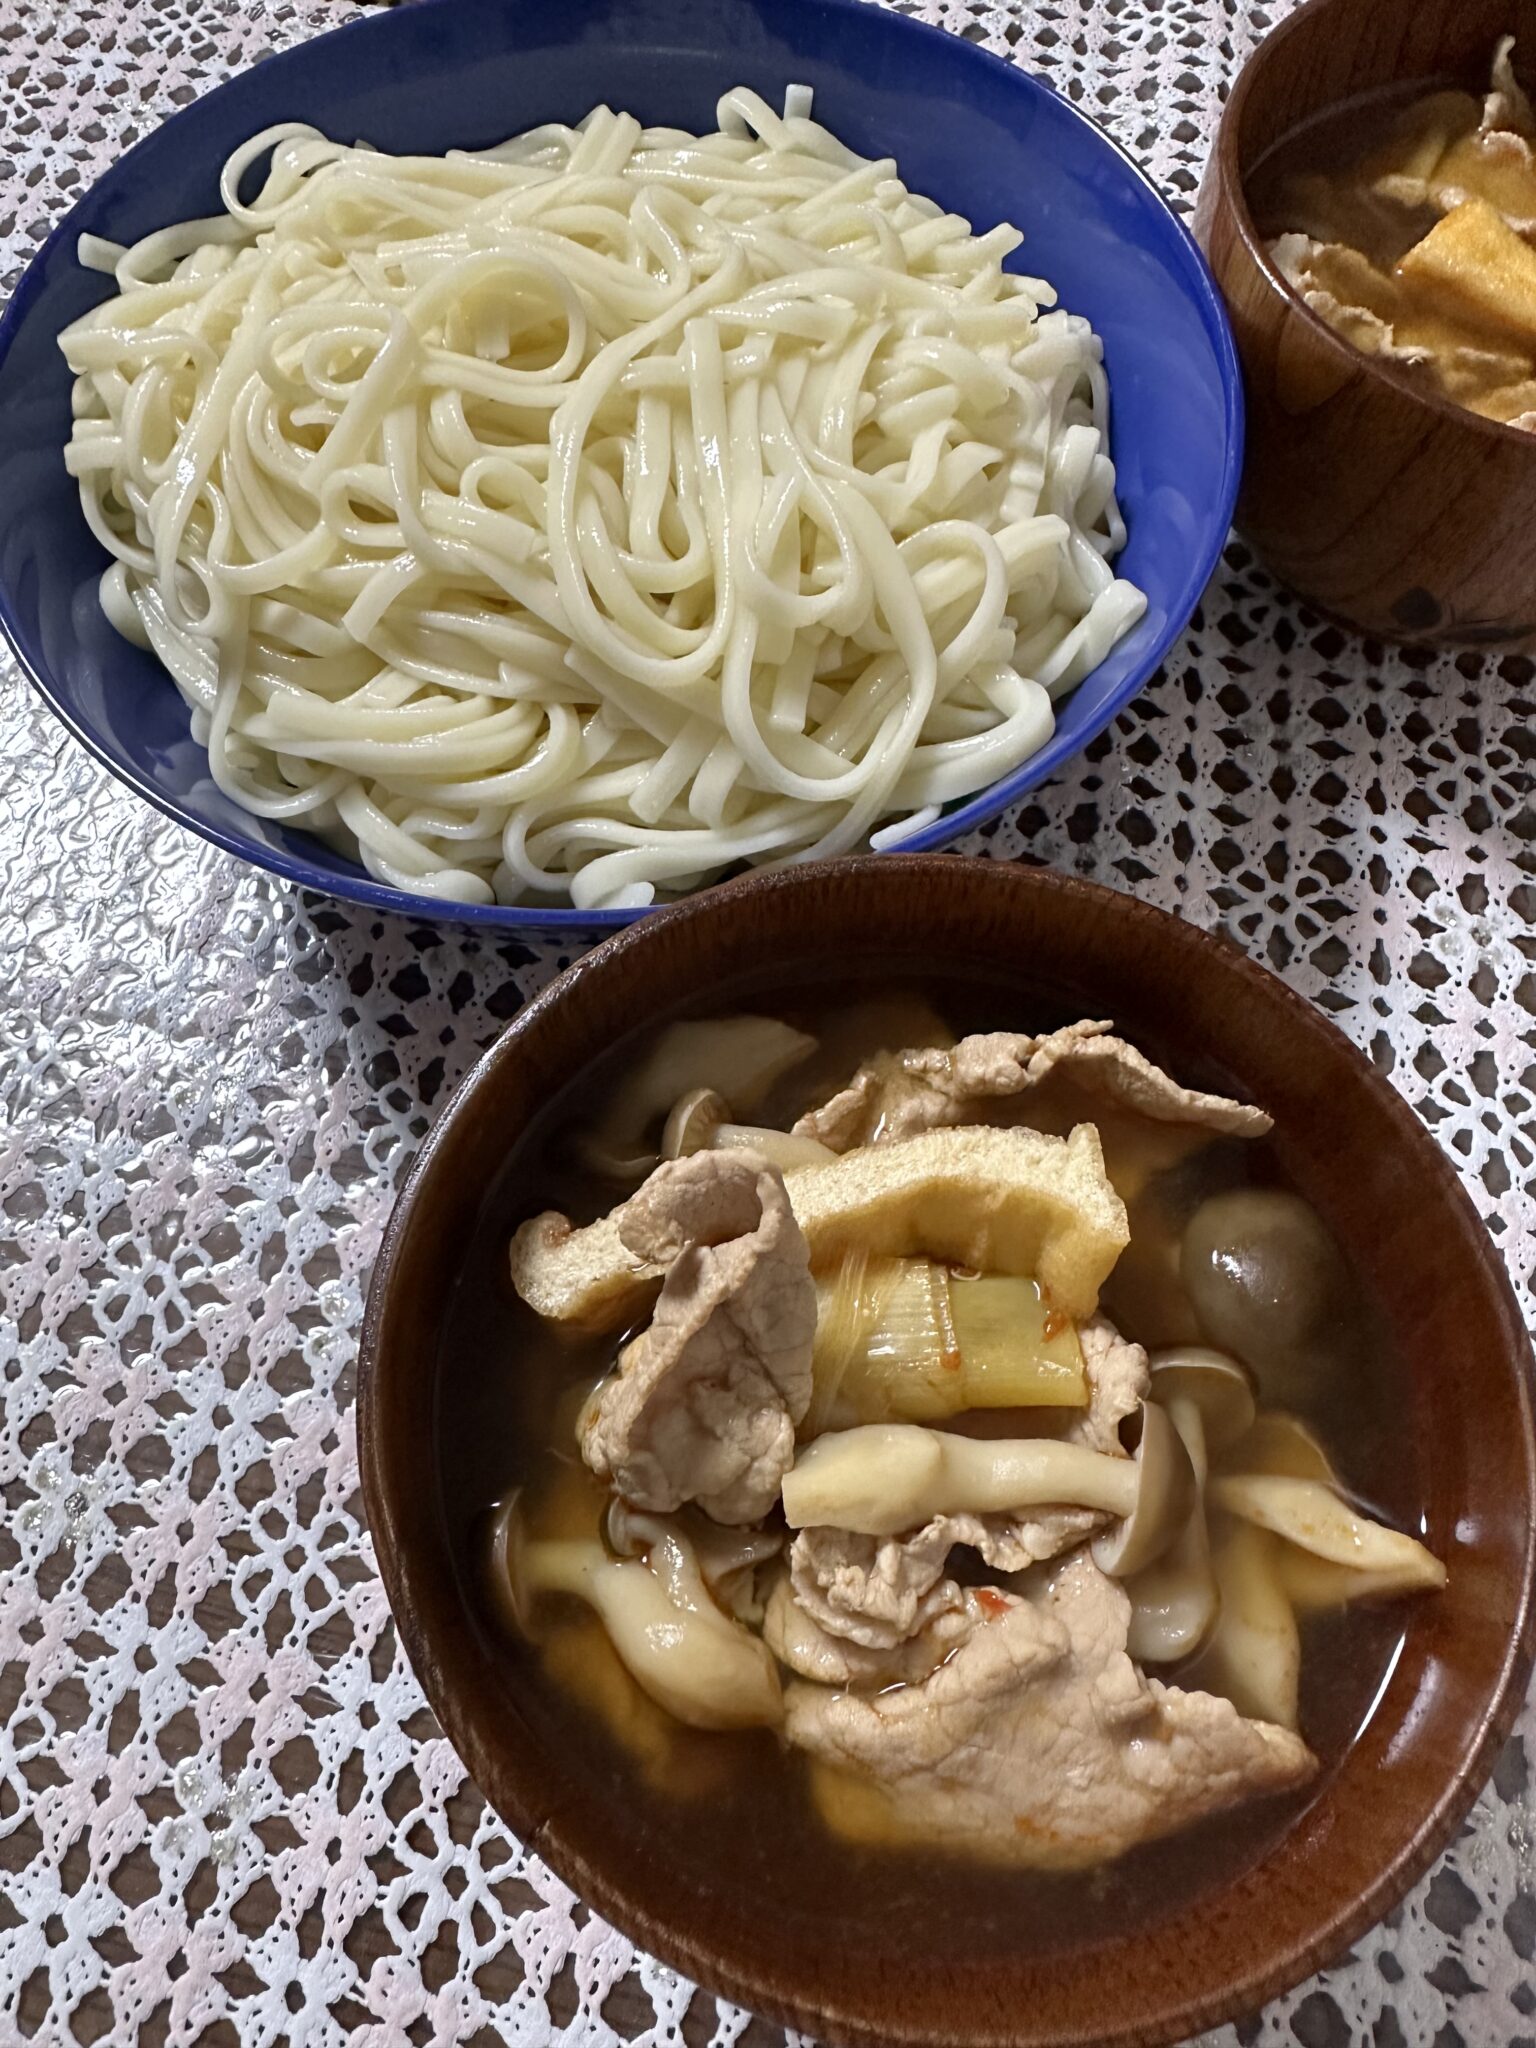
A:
[2,3,1533,2043]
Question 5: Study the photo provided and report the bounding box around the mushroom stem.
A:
[782,1422,1141,1536]
[1273,1547,1442,1610]
[1090,1400,1198,1578]
[1217,1410,1336,1484]
[1196,1516,1303,1731]
[521,1536,604,1603]
[584,1017,817,1180]
[1121,1384,1219,1658]
[712,1125,839,1171]
[1164,1391,1210,1483]
[1208,1475,1446,1589]
[509,1520,784,1730]
[607,1501,782,1622]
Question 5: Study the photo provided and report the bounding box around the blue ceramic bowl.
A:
[0,0,1242,932]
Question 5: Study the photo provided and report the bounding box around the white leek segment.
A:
[950,1272,1086,1402]
[809,1253,1086,1429]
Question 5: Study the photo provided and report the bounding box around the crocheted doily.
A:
[2,4,1531,2044]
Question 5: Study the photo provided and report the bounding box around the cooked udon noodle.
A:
[61,88,1146,909]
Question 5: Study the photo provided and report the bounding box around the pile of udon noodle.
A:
[502,1013,1443,1865]
[60,89,1144,910]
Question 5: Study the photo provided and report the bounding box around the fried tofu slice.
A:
[1397,197,1536,345]
[510,1123,1129,1331]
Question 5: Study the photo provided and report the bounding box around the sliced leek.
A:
[949,1274,1086,1406]
[808,1255,1086,1427]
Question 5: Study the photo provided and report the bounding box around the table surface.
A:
[2,2,1533,2043]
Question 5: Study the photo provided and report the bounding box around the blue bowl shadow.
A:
[0,0,1242,933]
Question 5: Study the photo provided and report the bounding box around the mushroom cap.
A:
[1125,1518,1220,1664]
[1179,1188,1344,1368]
[606,1497,659,1557]
[1090,1400,1197,1578]
[588,1017,816,1170]
[662,1087,729,1160]
[1149,1345,1257,1454]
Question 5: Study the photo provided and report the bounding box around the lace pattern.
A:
[2,4,1532,2044]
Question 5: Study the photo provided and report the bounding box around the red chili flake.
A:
[941,1346,963,1373]
[975,1587,1010,1619]
[1041,1308,1070,1340]
[1014,1814,1064,1844]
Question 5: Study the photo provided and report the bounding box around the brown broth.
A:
[1248,65,1536,427]
[434,979,1423,1958]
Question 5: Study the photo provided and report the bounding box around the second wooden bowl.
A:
[1197,0,1536,648]
[358,855,1535,2048]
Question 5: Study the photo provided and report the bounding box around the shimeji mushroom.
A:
[1220,1409,1335,1484]
[607,1499,782,1624]
[1120,1348,1256,1663]
[710,1125,840,1171]
[1212,1410,1443,1602]
[1195,1517,1303,1730]
[1167,1398,1446,1726]
[493,1498,783,1729]
[661,1087,729,1159]
[1088,1402,1198,1577]
[783,1407,1195,1564]
[1180,1188,1348,1400]
[1151,1348,1258,1463]
[579,1016,817,1180]
[1207,1473,1446,1592]
[660,1089,838,1172]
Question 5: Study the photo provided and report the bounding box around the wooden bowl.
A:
[358,856,1536,2048]
[1197,0,1536,647]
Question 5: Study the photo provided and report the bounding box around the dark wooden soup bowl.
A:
[1197,0,1536,648]
[359,856,1535,2048]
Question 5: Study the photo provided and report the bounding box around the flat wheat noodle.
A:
[62,87,1146,909]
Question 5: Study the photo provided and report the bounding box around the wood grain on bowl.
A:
[1196,0,1536,648]
[358,857,1536,2048]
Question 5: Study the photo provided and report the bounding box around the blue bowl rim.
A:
[0,0,1244,934]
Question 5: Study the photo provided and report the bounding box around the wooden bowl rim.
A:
[358,855,1536,2048]
[1212,0,1536,451]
